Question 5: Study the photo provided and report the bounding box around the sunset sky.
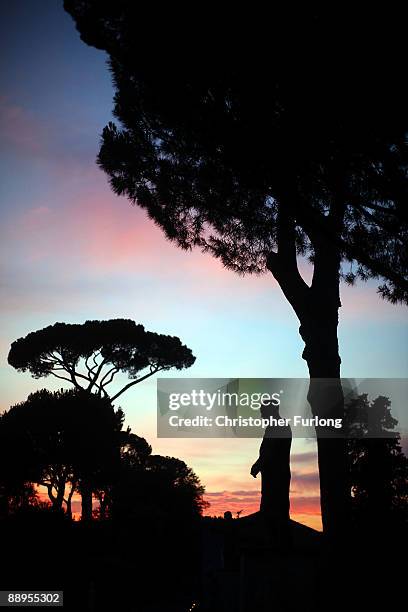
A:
[1,2,407,530]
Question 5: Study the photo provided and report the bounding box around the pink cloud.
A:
[292,451,318,464]
[291,471,320,495]
[2,92,403,328]
[6,187,280,314]
[15,187,403,323]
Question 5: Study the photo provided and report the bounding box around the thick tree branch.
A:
[310,195,345,308]
[64,481,76,507]
[99,366,118,387]
[92,352,101,368]
[85,352,102,376]
[50,372,77,385]
[71,368,93,384]
[40,481,56,504]
[85,355,96,376]
[87,357,108,392]
[110,367,162,402]
[266,200,309,319]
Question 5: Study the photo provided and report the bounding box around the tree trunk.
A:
[299,306,349,541]
[65,482,75,521]
[54,477,65,512]
[267,202,350,542]
[80,482,93,521]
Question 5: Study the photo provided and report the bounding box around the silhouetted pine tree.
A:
[64,3,408,539]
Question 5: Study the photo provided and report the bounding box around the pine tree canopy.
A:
[64,3,408,303]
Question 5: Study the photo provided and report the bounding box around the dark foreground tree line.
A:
[1,386,406,528]
[1,317,407,610]
[1,319,207,610]
[1,386,406,610]
[2,318,201,521]
[0,388,207,523]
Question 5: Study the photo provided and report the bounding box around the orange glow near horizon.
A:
[202,490,322,531]
[36,485,322,530]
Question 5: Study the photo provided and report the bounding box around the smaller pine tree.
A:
[347,394,408,530]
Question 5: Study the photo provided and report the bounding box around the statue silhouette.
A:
[251,402,292,543]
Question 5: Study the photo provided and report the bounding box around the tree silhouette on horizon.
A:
[64,4,408,539]
[94,428,152,519]
[7,319,195,520]
[0,386,210,525]
[0,388,122,521]
[110,452,208,522]
[8,319,195,402]
[347,394,408,530]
